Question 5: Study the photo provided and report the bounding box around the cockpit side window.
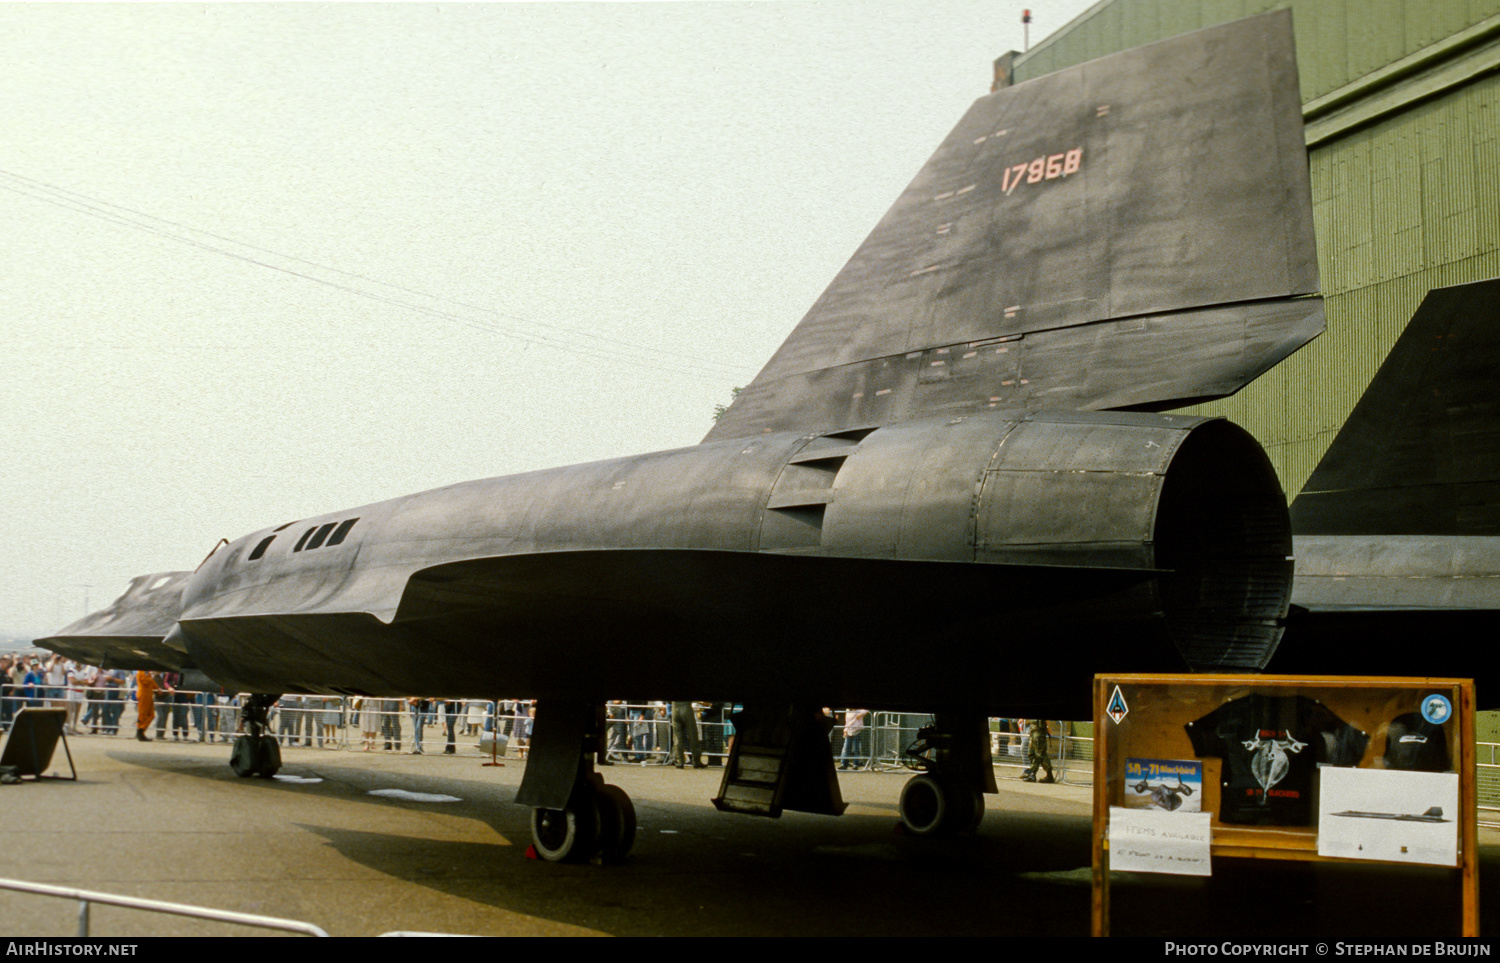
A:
[327,518,360,546]
[306,522,338,550]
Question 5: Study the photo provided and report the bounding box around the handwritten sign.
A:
[1108,808,1212,876]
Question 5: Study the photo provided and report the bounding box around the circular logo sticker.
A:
[1421,694,1452,725]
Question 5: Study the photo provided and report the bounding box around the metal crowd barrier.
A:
[1477,741,1500,826]
[0,691,743,763]
[0,876,475,937]
[863,713,1093,784]
[0,876,328,937]
[1,684,1097,782]
[602,702,734,766]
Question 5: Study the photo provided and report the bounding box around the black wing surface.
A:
[158,550,1170,716]
[1291,278,1500,537]
[36,571,194,671]
[708,10,1322,441]
[1274,278,1500,694]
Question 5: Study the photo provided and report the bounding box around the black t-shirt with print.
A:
[1186,694,1368,826]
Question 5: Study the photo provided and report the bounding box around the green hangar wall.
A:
[1007,0,1500,499]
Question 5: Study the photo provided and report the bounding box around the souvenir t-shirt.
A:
[1382,712,1450,773]
[1185,694,1368,826]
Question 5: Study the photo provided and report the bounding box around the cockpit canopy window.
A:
[306,522,338,551]
[327,518,359,546]
[243,518,360,562]
[291,517,360,552]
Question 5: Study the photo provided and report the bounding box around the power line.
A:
[0,169,758,381]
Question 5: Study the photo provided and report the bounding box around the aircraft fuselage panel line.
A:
[114,409,1297,711]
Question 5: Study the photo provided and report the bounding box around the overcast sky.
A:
[3,1,1097,636]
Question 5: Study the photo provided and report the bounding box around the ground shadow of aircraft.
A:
[43,11,1347,862]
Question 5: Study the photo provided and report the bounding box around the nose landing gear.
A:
[229,693,282,778]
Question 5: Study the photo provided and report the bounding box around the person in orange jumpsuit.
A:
[135,671,158,742]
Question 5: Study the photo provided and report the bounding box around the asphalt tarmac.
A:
[2,736,1496,938]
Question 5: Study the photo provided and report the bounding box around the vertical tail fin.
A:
[707,11,1321,441]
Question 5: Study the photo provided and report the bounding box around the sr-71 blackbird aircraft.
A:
[44,12,1337,861]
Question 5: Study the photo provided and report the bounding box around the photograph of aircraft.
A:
[1130,776,1196,813]
[40,10,1336,863]
[1332,807,1448,823]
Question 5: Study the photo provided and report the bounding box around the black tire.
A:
[965,787,985,833]
[899,774,949,835]
[899,774,979,836]
[230,735,258,777]
[530,793,599,863]
[595,784,637,861]
[255,735,281,778]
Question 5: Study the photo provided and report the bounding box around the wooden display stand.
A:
[1091,674,1477,937]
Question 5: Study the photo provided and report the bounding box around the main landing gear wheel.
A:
[530,799,598,863]
[229,734,282,778]
[899,774,982,836]
[595,784,637,862]
[963,785,985,833]
[529,783,636,863]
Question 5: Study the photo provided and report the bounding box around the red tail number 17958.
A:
[1001,147,1083,195]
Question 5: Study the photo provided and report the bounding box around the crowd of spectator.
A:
[0,655,767,764]
[4,656,945,775]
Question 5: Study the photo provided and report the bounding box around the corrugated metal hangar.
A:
[1001,0,1500,500]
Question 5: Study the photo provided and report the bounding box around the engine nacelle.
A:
[759,410,1293,670]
